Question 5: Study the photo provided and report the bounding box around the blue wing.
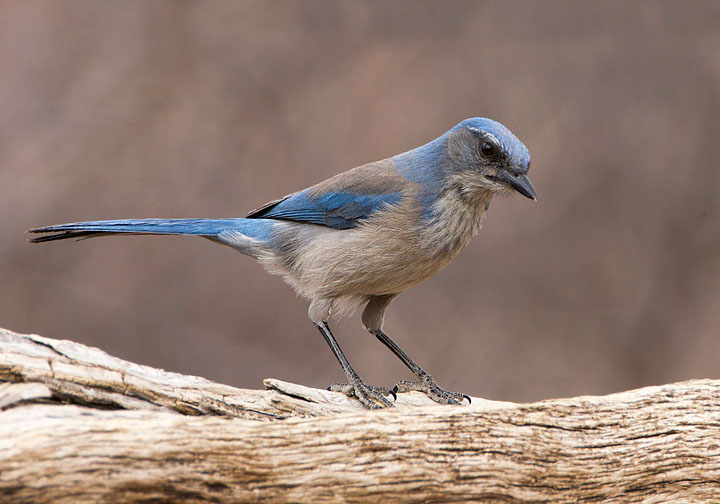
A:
[247,161,407,230]
[247,190,402,229]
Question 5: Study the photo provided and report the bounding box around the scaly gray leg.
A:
[372,329,470,405]
[314,321,395,409]
[362,295,470,405]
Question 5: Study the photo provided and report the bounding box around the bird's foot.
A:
[393,372,471,405]
[329,381,396,409]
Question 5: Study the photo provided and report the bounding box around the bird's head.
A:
[445,117,536,202]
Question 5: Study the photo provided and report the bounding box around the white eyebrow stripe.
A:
[467,127,501,146]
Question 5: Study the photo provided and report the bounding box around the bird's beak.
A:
[503,172,537,201]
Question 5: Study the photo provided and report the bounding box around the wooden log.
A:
[1,327,719,503]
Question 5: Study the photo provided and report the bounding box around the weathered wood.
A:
[1,327,719,503]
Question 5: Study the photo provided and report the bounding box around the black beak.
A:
[503,172,537,201]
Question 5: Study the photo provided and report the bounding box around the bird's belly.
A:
[281,226,471,300]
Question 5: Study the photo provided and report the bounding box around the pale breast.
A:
[258,185,491,303]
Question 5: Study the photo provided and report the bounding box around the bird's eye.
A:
[480,141,498,158]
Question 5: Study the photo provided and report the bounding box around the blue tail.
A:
[28,218,271,243]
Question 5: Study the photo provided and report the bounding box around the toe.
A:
[393,377,469,406]
[328,382,395,408]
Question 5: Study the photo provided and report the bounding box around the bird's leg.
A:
[362,295,469,405]
[314,321,395,409]
[372,328,470,406]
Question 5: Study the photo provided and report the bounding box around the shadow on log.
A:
[1,327,719,503]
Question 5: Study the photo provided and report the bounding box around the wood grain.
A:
[1,327,718,503]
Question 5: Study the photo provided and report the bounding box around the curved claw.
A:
[388,387,398,401]
[463,394,472,404]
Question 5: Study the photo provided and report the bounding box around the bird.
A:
[29,117,536,409]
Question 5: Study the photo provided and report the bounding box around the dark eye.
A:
[480,141,498,158]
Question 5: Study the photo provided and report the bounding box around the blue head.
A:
[443,118,536,201]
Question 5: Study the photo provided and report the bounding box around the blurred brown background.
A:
[2,1,719,402]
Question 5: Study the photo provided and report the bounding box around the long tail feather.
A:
[28,218,249,243]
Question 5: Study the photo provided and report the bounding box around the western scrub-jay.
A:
[30,117,536,409]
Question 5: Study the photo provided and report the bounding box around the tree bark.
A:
[1,327,718,503]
